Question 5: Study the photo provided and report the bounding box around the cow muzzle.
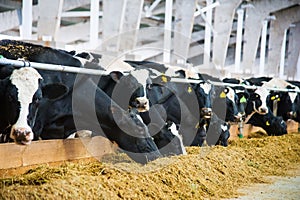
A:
[135,97,150,112]
[10,127,33,145]
[258,107,268,115]
[201,107,212,119]
[287,111,297,119]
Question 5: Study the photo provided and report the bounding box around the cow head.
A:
[109,69,150,113]
[193,81,213,119]
[233,86,249,120]
[4,67,42,145]
[246,87,269,115]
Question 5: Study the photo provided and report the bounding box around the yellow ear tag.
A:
[277,98,280,101]
[161,75,168,83]
[271,96,276,100]
[220,91,226,98]
[188,86,193,93]
[266,121,270,126]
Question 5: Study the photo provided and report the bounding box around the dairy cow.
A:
[244,78,287,136]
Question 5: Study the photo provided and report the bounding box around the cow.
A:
[244,79,287,136]
[0,40,164,164]
[263,78,300,123]
[199,74,241,123]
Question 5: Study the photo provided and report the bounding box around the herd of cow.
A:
[0,39,299,164]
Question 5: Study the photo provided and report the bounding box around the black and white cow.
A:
[0,40,163,163]
[244,82,287,136]
[199,74,241,122]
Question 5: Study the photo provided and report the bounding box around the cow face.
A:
[224,87,241,122]
[194,82,213,119]
[110,69,150,112]
[5,67,42,145]
[233,87,249,120]
[247,87,269,115]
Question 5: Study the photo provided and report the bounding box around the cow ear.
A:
[110,71,123,82]
[175,70,186,78]
[42,83,69,100]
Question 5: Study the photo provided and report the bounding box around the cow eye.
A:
[147,84,152,90]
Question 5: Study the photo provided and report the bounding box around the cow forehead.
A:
[130,69,150,85]
[226,87,235,102]
[289,91,298,103]
[10,67,42,103]
[199,82,211,95]
[255,87,269,101]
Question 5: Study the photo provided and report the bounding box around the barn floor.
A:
[1,132,300,199]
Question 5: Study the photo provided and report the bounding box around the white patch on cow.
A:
[10,67,42,144]
[200,82,212,95]
[169,123,187,155]
[100,55,134,72]
[254,87,269,114]
[289,90,298,103]
[235,89,244,94]
[221,124,228,132]
[226,87,236,103]
[131,69,150,112]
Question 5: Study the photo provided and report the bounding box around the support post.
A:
[259,20,268,76]
[102,0,126,52]
[279,29,287,79]
[287,22,300,79]
[119,0,144,54]
[203,0,213,67]
[20,0,33,39]
[37,0,64,42]
[173,0,197,65]
[234,8,244,73]
[212,0,242,69]
[89,0,100,48]
[267,6,300,77]
[296,52,300,81]
[163,0,173,63]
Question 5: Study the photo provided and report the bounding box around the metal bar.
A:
[194,1,220,16]
[61,11,103,17]
[0,57,110,76]
[1,57,299,93]
[208,80,300,93]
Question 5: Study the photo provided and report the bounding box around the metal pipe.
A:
[0,57,110,76]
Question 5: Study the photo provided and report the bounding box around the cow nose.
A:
[234,113,243,121]
[11,128,33,145]
[259,107,268,114]
[201,107,212,118]
[287,111,297,118]
[135,97,150,112]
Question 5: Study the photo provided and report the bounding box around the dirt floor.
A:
[226,168,300,200]
[0,132,300,200]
